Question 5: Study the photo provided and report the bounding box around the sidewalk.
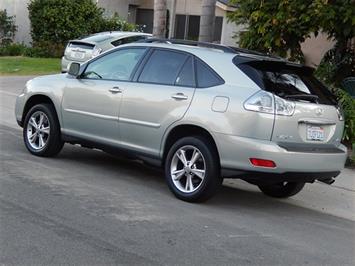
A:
[225,167,355,221]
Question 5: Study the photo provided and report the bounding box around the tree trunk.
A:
[153,0,167,38]
[199,0,216,42]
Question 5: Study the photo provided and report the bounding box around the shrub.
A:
[0,9,17,45]
[331,87,355,145]
[28,0,104,46]
[0,43,26,56]
[24,41,64,58]
[28,0,139,58]
[100,14,140,32]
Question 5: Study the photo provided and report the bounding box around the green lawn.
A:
[0,56,61,75]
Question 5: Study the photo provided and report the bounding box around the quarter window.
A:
[195,59,223,88]
[138,50,188,85]
[82,48,146,81]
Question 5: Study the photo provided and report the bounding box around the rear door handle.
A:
[171,93,188,100]
[109,87,122,94]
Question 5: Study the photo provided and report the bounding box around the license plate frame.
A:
[306,125,325,141]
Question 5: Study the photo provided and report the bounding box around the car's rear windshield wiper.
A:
[284,94,319,102]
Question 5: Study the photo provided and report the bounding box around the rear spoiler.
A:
[234,56,315,75]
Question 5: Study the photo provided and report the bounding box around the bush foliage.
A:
[28,0,138,57]
[0,9,17,45]
[228,0,355,63]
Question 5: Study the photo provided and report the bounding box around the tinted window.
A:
[237,61,337,105]
[111,36,147,46]
[68,42,94,50]
[83,48,146,81]
[175,57,195,87]
[195,59,223,88]
[139,50,188,85]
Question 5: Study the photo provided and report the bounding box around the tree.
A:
[199,0,216,42]
[153,0,167,38]
[228,0,355,63]
[0,9,17,45]
[228,0,319,61]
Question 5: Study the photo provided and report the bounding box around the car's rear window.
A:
[235,59,337,105]
[68,42,95,50]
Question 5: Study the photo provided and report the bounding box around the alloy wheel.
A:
[170,145,206,193]
[26,111,50,150]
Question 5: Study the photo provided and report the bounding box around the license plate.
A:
[71,51,85,60]
[306,125,324,141]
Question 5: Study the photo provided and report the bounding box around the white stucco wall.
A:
[220,12,244,46]
[301,32,335,67]
[96,0,129,19]
[0,0,31,45]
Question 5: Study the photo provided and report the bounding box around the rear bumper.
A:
[215,133,347,179]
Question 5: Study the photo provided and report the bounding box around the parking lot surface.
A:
[1,76,354,265]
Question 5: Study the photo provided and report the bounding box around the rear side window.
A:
[138,50,188,85]
[175,57,195,87]
[236,60,337,105]
[195,59,224,88]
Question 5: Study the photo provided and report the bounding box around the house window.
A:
[174,15,223,42]
[136,9,154,33]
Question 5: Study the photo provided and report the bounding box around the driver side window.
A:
[82,48,146,81]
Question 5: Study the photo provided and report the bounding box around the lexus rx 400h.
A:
[15,40,347,202]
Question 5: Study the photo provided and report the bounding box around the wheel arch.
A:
[162,124,220,164]
[22,94,60,126]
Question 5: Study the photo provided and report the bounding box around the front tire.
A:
[23,103,64,157]
[258,182,305,198]
[164,136,222,202]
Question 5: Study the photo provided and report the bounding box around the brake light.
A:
[244,91,295,116]
[336,106,344,121]
[250,158,276,168]
[92,46,102,58]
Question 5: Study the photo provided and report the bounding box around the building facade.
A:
[1,0,333,66]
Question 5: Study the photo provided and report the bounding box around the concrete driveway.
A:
[1,76,354,265]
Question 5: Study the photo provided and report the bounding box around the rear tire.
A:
[23,103,64,157]
[258,182,305,198]
[164,136,222,202]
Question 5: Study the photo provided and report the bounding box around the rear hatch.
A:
[237,59,344,152]
[64,41,95,62]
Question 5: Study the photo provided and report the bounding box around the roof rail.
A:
[138,38,237,53]
[138,38,285,60]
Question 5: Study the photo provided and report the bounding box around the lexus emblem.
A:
[315,108,324,116]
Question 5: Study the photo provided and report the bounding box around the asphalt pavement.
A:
[0,76,354,265]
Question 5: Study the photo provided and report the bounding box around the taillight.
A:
[92,46,102,58]
[244,91,295,116]
[336,106,344,121]
[250,158,276,168]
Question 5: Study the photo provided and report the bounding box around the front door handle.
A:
[171,93,188,100]
[109,87,122,94]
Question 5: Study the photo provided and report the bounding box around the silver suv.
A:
[61,31,151,72]
[15,40,347,202]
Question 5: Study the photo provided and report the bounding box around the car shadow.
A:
[52,144,349,222]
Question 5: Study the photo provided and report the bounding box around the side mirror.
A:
[68,62,80,77]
